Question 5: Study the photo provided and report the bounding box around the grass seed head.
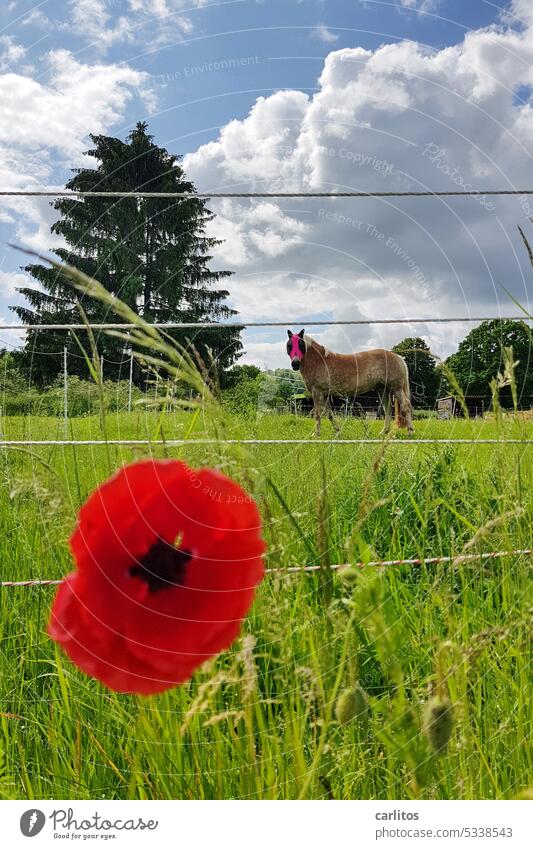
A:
[423,696,454,754]
[335,685,369,727]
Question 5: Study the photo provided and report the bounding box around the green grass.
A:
[0,409,531,800]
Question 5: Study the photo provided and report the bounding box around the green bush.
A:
[412,409,439,420]
[0,377,141,417]
[222,374,266,416]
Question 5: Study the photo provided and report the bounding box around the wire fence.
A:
[1,547,531,587]
[2,323,532,433]
[2,309,530,416]
[1,315,530,332]
[0,438,530,447]
[2,187,532,439]
[4,189,533,198]
[1,190,531,592]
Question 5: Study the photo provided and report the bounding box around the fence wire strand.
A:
[0,438,530,447]
[0,316,530,332]
[1,548,531,587]
[4,189,533,198]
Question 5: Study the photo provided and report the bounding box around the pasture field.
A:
[0,409,531,800]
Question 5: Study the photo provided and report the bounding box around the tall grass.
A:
[0,409,531,800]
[0,249,531,800]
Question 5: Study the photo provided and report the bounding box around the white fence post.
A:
[63,347,68,424]
[128,352,133,413]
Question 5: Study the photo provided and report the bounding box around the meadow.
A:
[0,405,531,801]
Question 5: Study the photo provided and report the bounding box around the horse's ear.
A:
[287,329,293,339]
[298,329,305,338]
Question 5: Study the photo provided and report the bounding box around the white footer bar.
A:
[3,800,531,848]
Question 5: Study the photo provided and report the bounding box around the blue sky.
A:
[1,1,510,156]
[1,0,531,366]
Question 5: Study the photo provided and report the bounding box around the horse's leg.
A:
[312,389,324,437]
[381,387,392,434]
[326,396,340,435]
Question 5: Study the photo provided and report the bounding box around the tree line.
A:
[391,320,532,409]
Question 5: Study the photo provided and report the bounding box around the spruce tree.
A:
[13,122,241,385]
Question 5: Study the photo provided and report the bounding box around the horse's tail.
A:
[395,357,412,429]
[395,397,402,428]
[396,398,409,428]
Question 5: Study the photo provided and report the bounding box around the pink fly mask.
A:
[286,329,306,371]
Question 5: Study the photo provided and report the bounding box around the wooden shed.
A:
[437,395,485,418]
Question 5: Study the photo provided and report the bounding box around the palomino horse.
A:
[286,329,414,436]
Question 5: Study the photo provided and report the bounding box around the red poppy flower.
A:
[48,460,265,695]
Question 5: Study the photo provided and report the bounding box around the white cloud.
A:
[21,9,51,27]
[0,272,32,349]
[502,0,533,28]
[0,322,26,351]
[397,0,440,11]
[0,36,26,71]
[67,0,204,51]
[184,89,310,189]
[128,0,207,13]
[311,24,339,44]
[0,271,31,297]
[69,0,134,49]
[0,50,155,250]
[184,9,533,366]
[0,51,152,156]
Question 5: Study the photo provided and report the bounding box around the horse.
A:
[286,329,414,436]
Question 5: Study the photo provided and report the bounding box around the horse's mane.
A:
[304,334,328,357]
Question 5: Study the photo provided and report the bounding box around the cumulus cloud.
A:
[69,0,134,49]
[0,50,155,249]
[184,10,533,367]
[0,51,152,157]
[501,0,532,26]
[0,35,26,70]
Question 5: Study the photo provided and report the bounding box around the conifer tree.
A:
[13,122,241,384]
